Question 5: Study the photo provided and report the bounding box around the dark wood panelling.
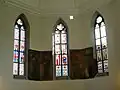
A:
[28,49,53,81]
[70,47,97,79]
[28,49,40,80]
[40,51,53,81]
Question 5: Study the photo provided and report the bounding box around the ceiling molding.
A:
[0,0,113,17]
[3,0,41,15]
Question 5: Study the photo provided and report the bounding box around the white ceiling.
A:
[4,0,113,15]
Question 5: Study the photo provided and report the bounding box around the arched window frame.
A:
[52,18,70,79]
[13,14,29,79]
[93,12,109,76]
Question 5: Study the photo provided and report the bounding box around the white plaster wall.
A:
[39,15,92,50]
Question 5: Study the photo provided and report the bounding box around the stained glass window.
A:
[94,14,108,75]
[13,16,27,77]
[52,18,69,78]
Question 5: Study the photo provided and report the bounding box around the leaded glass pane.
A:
[98,69,103,73]
[61,44,67,54]
[57,24,64,30]
[96,46,101,51]
[104,68,108,72]
[14,40,19,51]
[61,34,67,43]
[55,34,60,43]
[101,22,105,26]
[100,23,106,37]
[21,26,25,30]
[62,55,67,64]
[19,52,24,63]
[17,19,23,25]
[13,63,18,75]
[20,41,25,52]
[96,39,100,45]
[61,30,66,33]
[95,24,99,28]
[95,27,100,39]
[101,37,107,48]
[62,65,68,76]
[56,66,61,76]
[15,25,19,29]
[96,39,101,50]
[102,48,108,60]
[104,60,108,68]
[14,28,19,39]
[21,30,25,41]
[98,61,103,70]
[97,50,102,61]
[55,55,61,65]
[13,51,18,62]
[19,64,24,75]
[55,30,60,34]
[55,45,60,54]
[96,16,102,23]
[104,60,108,72]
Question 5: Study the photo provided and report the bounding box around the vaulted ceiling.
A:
[4,0,113,15]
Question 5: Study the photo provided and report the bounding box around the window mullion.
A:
[18,25,21,76]
[60,31,62,76]
[53,33,55,79]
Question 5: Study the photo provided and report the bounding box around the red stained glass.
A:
[13,51,18,62]
[55,55,61,65]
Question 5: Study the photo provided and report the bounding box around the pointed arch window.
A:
[94,13,108,75]
[13,14,29,78]
[52,18,69,79]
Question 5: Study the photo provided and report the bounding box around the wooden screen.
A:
[70,47,97,79]
[28,49,53,81]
